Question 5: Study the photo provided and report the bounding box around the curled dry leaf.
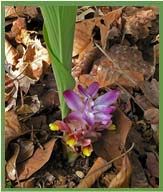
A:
[17,140,35,163]
[109,155,132,188]
[77,157,110,188]
[18,138,57,180]
[16,29,51,80]
[124,8,158,40]
[5,110,26,150]
[5,6,39,18]
[5,39,19,66]
[6,143,20,181]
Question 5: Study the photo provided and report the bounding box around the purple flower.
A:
[50,82,120,156]
[63,82,120,126]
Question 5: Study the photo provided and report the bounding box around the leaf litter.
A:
[5,6,159,188]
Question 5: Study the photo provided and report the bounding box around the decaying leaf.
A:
[77,157,110,188]
[130,152,151,188]
[15,29,51,80]
[6,17,26,40]
[5,39,19,66]
[5,111,26,150]
[6,143,20,181]
[146,152,159,178]
[16,95,40,115]
[79,43,152,88]
[15,177,35,188]
[144,107,159,125]
[140,79,159,108]
[5,6,39,19]
[109,155,132,188]
[73,7,123,56]
[18,138,57,180]
[124,7,158,40]
[17,140,35,163]
[93,108,132,169]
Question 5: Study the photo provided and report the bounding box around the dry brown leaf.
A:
[5,6,39,18]
[130,152,151,188]
[140,79,159,108]
[79,56,144,88]
[16,29,50,80]
[116,108,132,149]
[6,143,20,181]
[17,140,34,163]
[95,7,123,48]
[6,17,26,40]
[76,7,95,22]
[109,44,154,79]
[77,157,110,188]
[73,7,123,57]
[5,110,26,150]
[109,155,132,188]
[146,152,159,178]
[15,177,35,188]
[144,107,159,125]
[18,138,57,180]
[124,8,158,40]
[5,39,19,66]
[135,95,154,111]
[94,108,132,170]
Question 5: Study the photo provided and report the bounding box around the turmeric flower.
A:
[50,82,120,156]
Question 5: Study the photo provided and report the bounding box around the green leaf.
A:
[41,6,77,119]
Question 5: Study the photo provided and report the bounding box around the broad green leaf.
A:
[41,6,77,119]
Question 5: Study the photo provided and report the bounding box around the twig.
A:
[115,83,145,112]
[95,43,137,86]
[85,143,135,179]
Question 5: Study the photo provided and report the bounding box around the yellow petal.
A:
[66,136,77,147]
[49,123,60,131]
[108,124,116,131]
[82,146,92,157]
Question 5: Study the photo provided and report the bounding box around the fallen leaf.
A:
[6,17,26,40]
[16,29,51,80]
[73,7,123,57]
[18,138,57,180]
[109,155,132,188]
[93,108,132,169]
[5,110,26,150]
[6,143,20,181]
[76,7,95,22]
[146,152,159,178]
[130,152,151,188]
[124,8,158,40]
[5,6,39,19]
[108,44,154,79]
[144,107,159,125]
[77,157,110,188]
[135,95,154,111]
[140,79,159,108]
[5,39,19,66]
[17,140,35,163]
[15,177,35,188]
